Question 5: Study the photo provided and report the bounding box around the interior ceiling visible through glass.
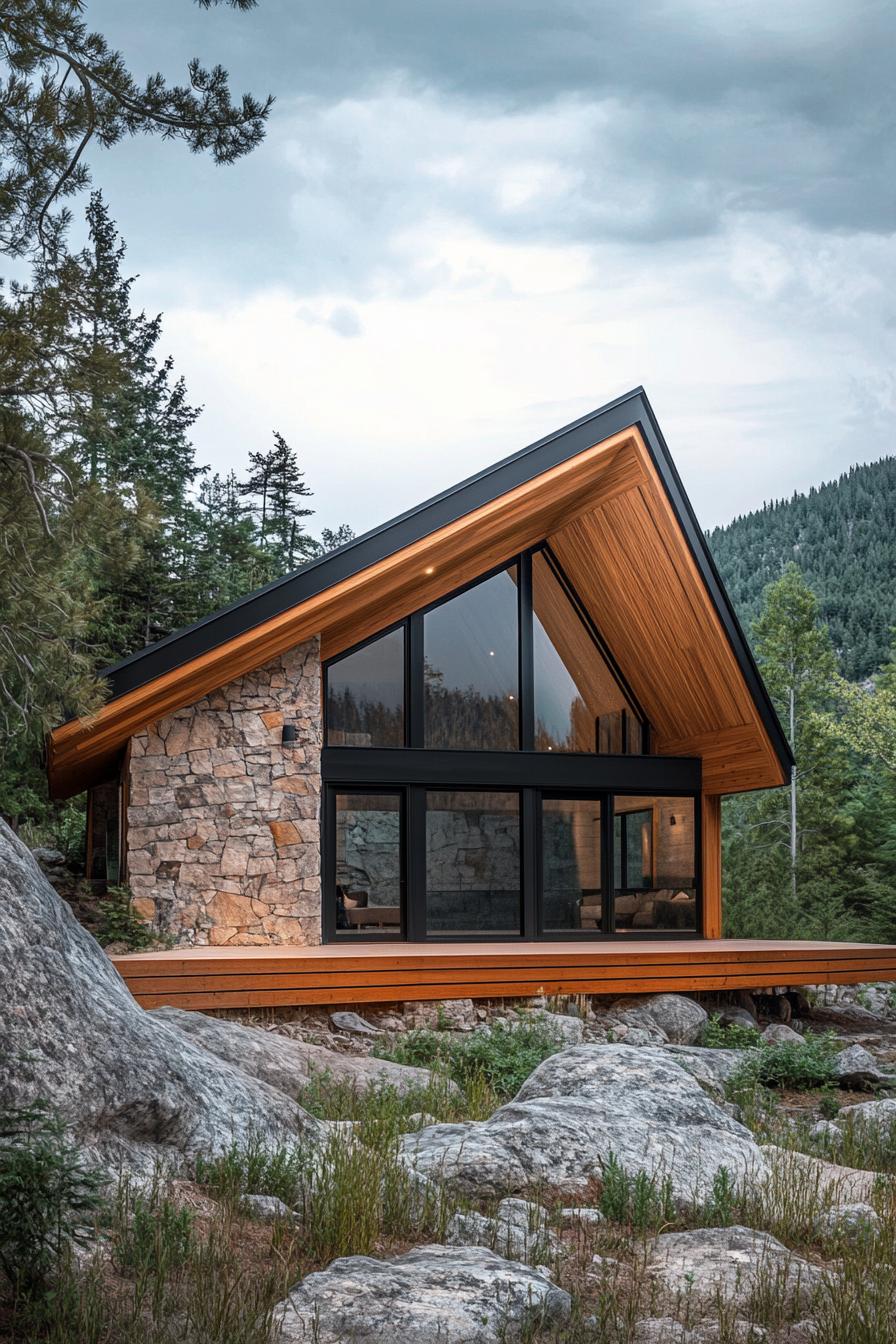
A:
[532,550,638,753]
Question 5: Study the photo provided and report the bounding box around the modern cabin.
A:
[48,388,896,1009]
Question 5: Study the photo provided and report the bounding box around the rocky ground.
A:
[3,823,896,1342]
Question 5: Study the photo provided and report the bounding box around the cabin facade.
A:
[50,388,790,950]
[51,390,896,1008]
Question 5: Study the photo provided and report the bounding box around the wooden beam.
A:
[702,793,723,938]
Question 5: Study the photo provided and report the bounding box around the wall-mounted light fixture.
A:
[670,814,677,826]
[281,723,298,746]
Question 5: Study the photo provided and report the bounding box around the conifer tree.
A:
[0,0,271,743]
[752,563,837,903]
[239,431,314,580]
[724,565,866,939]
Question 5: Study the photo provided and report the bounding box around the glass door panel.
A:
[613,796,697,933]
[333,791,404,935]
[425,790,522,934]
[541,796,603,933]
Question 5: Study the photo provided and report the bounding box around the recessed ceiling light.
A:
[424,566,435,575]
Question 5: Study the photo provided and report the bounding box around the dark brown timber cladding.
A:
[113,939,896,1011]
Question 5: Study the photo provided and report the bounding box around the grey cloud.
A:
[85,0,893,285]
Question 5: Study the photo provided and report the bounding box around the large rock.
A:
[445,1197,557,1261]
[761,1145,881,1205]
[0,821,321,1174]
[646,1226,824,1311]
[652,1045,754,1097]
[400,1045,765,1202]
[273,1244,571,1342]
[609,994,708,1045]
[833,1044,892,1089]
[837,1097,896,1139]
[151,1006,448,1098]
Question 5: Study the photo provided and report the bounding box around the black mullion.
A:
[322,785,336,942]
[522,788,538,938]
[519,552,534,752]
[408,613,424,748]
[603,793,615,934]
[406,785,426,940]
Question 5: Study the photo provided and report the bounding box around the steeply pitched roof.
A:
[48,387,792,797]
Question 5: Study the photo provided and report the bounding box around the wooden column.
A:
[701,792,723,938]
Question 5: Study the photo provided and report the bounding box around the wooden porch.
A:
[112,939,896,1012]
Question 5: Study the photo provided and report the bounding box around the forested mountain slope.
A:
[708,456,896,679]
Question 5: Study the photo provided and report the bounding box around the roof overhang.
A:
[48,388,792,799]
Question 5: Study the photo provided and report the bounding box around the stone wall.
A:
[126,639,322,946]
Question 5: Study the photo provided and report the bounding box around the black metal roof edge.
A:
[631,392,793,774]
[94,385,793,775]
[100,386,647,696]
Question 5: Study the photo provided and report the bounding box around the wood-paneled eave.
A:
[547,433,788,794]
[48,429,645,798]
[48,404,789,800]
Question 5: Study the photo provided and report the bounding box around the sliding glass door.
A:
[541,797,604,933]
[325,784,698,942]
[330,790,405,937]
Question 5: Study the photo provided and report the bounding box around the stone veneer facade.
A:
[126,639,322,946]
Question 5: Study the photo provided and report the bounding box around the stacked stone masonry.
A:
[127,639,322,946]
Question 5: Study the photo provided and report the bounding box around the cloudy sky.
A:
[87,0,895,537]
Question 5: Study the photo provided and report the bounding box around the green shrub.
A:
[703,1165,737,1225]
[727,1031,840,1096]
[297,1072,460,1142]
[112,1184,194,1275]
[96,884,156,950]
[819,1088,841,1120]
[0,1102,104,1297]
[598,1152,675,1230]
[194,1135,305,1208]
[376,1016,560,1101]
[700,1012,762,1050]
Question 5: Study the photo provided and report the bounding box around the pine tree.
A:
[239,431,315,580]
[190,471,263,611]
[724,565,865,940]
[752,563,837,905]
[0,0,271,743]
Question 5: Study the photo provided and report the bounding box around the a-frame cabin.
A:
[48,389,896,1008]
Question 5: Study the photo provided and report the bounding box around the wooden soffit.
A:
[48,407,789,799]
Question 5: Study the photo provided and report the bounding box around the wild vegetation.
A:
[3,1013,896,1343]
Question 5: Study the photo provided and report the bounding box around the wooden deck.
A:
[112,939,896,1011]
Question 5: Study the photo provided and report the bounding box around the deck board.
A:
[112,939,896,1011]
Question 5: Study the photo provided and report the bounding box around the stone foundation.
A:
[126,639,322,946]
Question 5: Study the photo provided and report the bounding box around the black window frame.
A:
[323,786,407,943]
[614,807,654,893]
[323,545,649,753]
[322,778,702,944]
[321,548,704,945]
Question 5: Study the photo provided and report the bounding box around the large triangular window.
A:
[532,549,643,754]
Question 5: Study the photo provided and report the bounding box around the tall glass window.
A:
[542,797,603,932]
[333,791,403,934]
[613,796,696,933]
[424,568,519,750]
[425,791,521,934]
[326,627,405,747]
[532,551,641,753]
